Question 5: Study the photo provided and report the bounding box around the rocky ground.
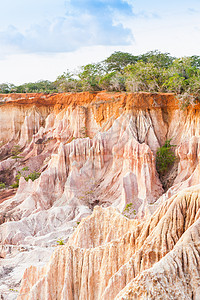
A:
[0,92,200,299]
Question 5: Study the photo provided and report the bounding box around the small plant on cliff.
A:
[11,168,41,188]
[156,139,176,175]
[80,126,88,138]
[11,145,23,161]
[9,288,19,293]
[25,171,41,182]
[57,238,64,245]
[0,141,6,147]
[0,182,6,189]
[122,203,136,218]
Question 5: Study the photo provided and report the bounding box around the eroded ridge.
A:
[1,92,200,299]
[18,186,200,299]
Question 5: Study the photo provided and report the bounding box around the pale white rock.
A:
[0,92,200,299]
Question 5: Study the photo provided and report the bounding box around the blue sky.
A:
[0,0,199,84]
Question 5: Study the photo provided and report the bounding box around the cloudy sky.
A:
[0,0,199,84]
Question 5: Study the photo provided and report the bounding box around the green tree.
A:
[190,55,200,69]
[139,50,175,68]
[156,139,176,175]
[15,80,57,93]
[124,61,167,92]
[54,71,81,92]
[0,83,16,93]
[163,73,186,94]
[78,63,103,91]
[163,57,199,94]
[103,51,138,72]
[99,71,125,91]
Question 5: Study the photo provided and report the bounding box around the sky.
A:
[0,0,199,84]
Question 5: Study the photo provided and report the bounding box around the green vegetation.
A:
[11,168,41,188]
[25,171,41,182]
[122,203,136,218]
[103,51,138,72]
[11,145,23,161]
[9,288,19,293]
[80,126,88,138]
[156,139,176,175]
[0,182,6,189]
[57,238,64,245]
[1,50,200,107]
[0,80,57,94]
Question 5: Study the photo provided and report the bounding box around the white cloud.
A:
[0,0,134,56]
[0,0,200,84]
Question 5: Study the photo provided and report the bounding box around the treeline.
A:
[1,50,200,102]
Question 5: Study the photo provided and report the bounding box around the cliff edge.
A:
[0,92,200,299]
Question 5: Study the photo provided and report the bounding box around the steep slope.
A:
[0,92,168,247]
[18,185,200,299]
[0,91,200,299]
[116,216,200,299]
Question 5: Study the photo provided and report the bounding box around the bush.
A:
[57,239,64,245]
[176,92,198,110]
[122,203,136,218]
[11,169,41,188]
[11,182,19,189]
[124,61,167,92]
[11,145,23,161]
[25,171,41,182]
[0,182,6,189]
[156,139,176,175]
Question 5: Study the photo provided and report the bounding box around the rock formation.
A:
[18,186,200,299]
[0,92,200,299]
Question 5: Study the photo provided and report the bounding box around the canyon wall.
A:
[0,92,200,299]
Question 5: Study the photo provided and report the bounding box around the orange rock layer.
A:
[0,92,200,299]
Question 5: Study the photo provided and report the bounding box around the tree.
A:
[54,71,81,92]
[78,63,103,91]
[15,80,57,93]
[103,51,138,72]
[190,55,200,69]
[156,139,176,175]
[0,83,16,93]
[99,71,125,91]
[139,50,175,68]
[163,74,186,94]
[124,61,167,92]
[163,57,199,94]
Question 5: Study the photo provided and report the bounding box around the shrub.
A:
[25,171,41,182]
[124,61,167,92]
[11,145,23,161]
[0,182,6,189]
[156,139,176,175]
[57,239,64,245]
[11,169,41,188]
[122,203,136,218]
[11,182,19,189]
[176,92,199,110]
[80,126,88,138]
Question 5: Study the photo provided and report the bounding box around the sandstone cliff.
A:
[18,186,200,299]
[0,92,200,299]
